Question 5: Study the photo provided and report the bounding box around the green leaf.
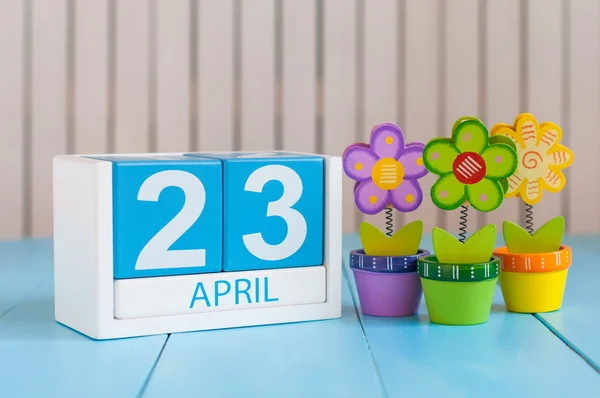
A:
[503,216,564,254]
[432,224,496,264]
[360,220,423,256]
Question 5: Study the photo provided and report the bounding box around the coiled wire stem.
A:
[459,205,468,243]
[385,207,394,236]
[525,204,534,234]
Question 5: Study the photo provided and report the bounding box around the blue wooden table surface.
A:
[0,235,598,397]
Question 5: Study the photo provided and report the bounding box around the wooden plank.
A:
[0,0,24,239]
[30,0,68,237]
[197,0,235,151]
[343,234,600,395]
[526,0,563,229]
[114,0,150,153]
[323,0,358,233]
[240,0,275,151]
[403,0,439,234]
[568,0,600,233]
[0,240,165,396]
[282,0,316,153]
[443,0,481,236]
[155,0,190,152]
[362,0,399,234]
[0,281,167,396]
[74,0,109,154]
[484,0,521,231]
[142,278,383,397]
[0,239,53,317]
[535,236,600,372]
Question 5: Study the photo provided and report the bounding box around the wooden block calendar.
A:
[52,151,342,340]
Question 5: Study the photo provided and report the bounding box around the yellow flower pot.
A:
[493,246,572,313]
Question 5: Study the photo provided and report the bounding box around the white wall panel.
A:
[568,0,600,233]
[74,0,109,154]
[526,0,563,230]
[403,0,439,234]
[0,1,24,239]
[282,1,316,153]
[240,0,275,151]
[485,0,522,233]
[198,0,235,151]
[443,0,481,236]
[323,0,358,234]
[362,0,399,234]
[155,0,190,152]
[114,0,150,153]
[31,0,68,236]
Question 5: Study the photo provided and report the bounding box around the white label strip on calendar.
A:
[114,266,327,319]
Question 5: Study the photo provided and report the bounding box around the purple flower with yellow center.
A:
[342,123,428,214]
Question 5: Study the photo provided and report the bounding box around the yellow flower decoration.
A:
[490,113,574,205]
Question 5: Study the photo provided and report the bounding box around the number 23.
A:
[134,165,307,270]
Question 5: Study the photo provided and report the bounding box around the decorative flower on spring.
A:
[490,113,574,205]
[342,123,428,214]
[422,117,518,212]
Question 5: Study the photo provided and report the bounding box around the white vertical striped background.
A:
[0,0,595,239]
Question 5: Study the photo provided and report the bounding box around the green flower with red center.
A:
[423,117,518,212]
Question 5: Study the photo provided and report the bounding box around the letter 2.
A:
[135,170,207,270]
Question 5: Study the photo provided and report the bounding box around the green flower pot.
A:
[418,255,500,325]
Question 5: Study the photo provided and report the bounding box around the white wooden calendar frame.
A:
[52,152,342,340]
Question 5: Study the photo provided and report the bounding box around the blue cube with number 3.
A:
[188,152,324,272]
[90,155,223,279]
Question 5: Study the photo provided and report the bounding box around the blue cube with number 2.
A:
[188,152,324,272]
[90,155,223,279]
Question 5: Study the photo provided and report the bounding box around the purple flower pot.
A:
[350,249,429,317]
